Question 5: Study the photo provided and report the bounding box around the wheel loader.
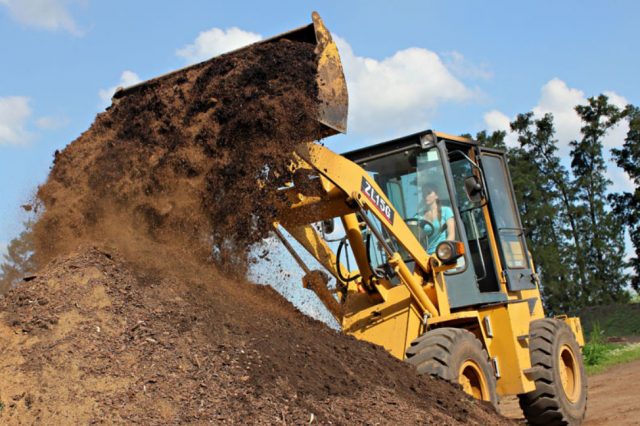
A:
[117,11,587,425]
[269,13,587,425]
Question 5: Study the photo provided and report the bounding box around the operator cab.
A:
[344,130,537,310]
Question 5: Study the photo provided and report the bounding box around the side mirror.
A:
[464,175,484,203]
[321,219,335,234]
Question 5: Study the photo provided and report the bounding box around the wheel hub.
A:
[558,344,580,403]
[458,360,489,401]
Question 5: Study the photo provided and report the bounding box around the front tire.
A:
[405,328,498,407]
[518,319,587,425]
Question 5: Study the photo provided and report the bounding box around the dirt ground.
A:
[583,359,640,425]
[499,359,640,425]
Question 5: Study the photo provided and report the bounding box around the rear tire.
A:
[406,328,497,407]
[518,319,587,425]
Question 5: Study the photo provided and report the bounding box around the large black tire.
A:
[518,319,587,425]
[406,327,498,407]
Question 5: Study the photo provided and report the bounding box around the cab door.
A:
[479,150,537,291]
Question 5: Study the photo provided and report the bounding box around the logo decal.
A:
[361,177,395,225]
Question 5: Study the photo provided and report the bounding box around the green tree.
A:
[571,95,629,305]
[474,129,507,150]
[0,220,36,295]
[610,105,640,292]
[475,99,631,313]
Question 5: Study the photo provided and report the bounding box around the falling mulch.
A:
[33,38,327,269]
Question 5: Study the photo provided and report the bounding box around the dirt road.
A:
[500,359,640,425]
[583,359,640,425]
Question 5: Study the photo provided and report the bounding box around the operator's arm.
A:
[443,206,455,240]
[446,216,455,240]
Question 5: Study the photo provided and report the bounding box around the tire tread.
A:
[405,327,497,406]
[518,319,587,426]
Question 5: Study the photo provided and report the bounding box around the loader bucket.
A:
[113,11,348,136]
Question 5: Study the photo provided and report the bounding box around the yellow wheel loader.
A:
[118,11,587,425]
[266,13,587,425]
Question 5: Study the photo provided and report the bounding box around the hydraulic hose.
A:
[336,238,361,283]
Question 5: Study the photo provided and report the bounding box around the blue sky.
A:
[1,0,638,259]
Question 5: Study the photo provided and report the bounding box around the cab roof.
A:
[343,129,476,164]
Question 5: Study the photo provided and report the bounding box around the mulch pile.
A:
[0,34,508,424]
[0,247,506,424]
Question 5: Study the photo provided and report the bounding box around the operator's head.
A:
[422,184,440,205]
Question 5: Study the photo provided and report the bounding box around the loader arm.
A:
[276,142,454,321]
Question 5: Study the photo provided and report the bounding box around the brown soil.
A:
[500,359,640,425]
[583,359,640,425]
[0,247,506,424]
[0,35,508,424]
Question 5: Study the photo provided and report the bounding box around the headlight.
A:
[435,241,465,265]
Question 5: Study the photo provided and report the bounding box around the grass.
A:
[585,343,640,375]
[582,321,640,375]
[0,400,4,412]
[582,323,610,365]
[577,302,640,375]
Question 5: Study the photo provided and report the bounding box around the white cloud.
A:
[0,96,32,145]
[483,78,632,194]
[487,78,630,155]
[603,90,628,109]
[531,78,586,153]
[484,110,510,130]
[98,70,142,107]
[484,109,518,147]
[176,27,263,64]
[36,115,68,130]
[0,0,82,36]
[443,51,493,80]
[335,36,478,136]
[607,164,634,193]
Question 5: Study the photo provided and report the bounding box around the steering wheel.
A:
[405,218,435,246]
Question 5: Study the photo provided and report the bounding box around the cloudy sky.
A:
[1,0,638,259]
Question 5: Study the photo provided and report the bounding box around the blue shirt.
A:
[424,206,453,254]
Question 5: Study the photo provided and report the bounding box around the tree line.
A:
[2,95,639,315]
[473,95,639,314]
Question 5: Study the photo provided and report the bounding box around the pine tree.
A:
[571,95,629,304]
[610,105,640,292]
[473,96,632,312]
[475,130,507,150]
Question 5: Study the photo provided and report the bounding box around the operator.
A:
[421,184,455,254]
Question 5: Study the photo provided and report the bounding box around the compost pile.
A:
[0,38,507,424]
[0,247,506,424]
